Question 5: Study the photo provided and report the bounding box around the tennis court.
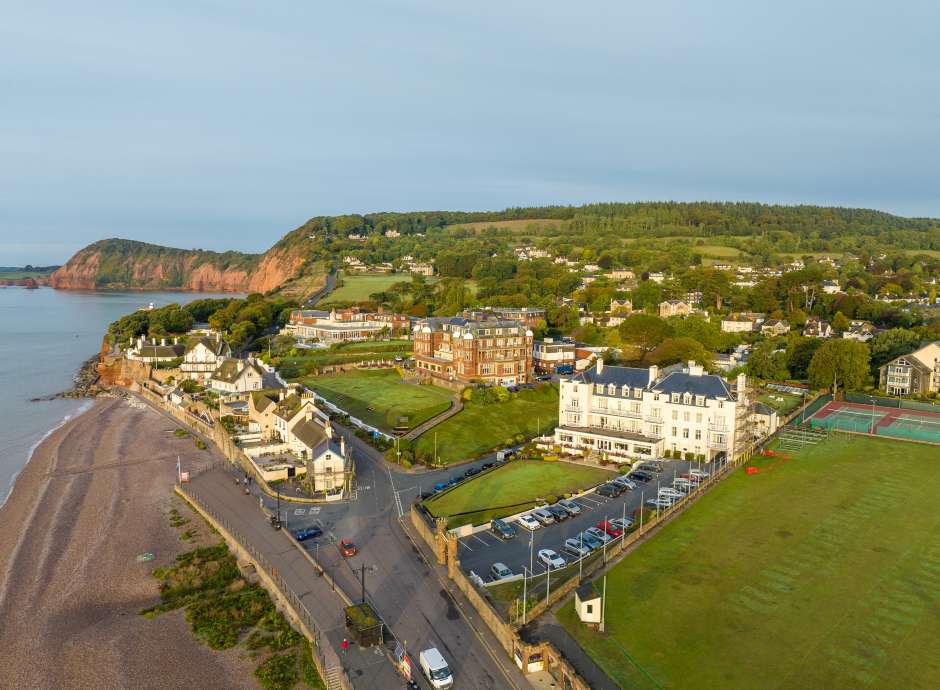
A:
[807,400,940,444]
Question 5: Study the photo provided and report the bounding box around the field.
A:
[445,218,563,233]
[697,244,743,258]
[423,459,615,529]
[319,272,414,304]
[414,384,559,465]
[305,369,452,432]
[558,433,940,690]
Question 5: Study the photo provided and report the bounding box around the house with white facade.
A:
[125,336,185,364]
[822,280,843,295]
[546,360,751,464]
[842,320,877,342]
[879,342,940,395]
[210,357,265,394]
[761,319,790,337]
[721,313,764,333]
[803,318,833,339]
[181,335,232,383]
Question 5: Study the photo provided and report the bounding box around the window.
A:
[683,411,690,422]
[586,604,594,614]
[696,413,703,423]
[671,393,680,403]
[672,410,679,420]
[596,397,607,409]
[596,384,605,394]
[683,428,689,438]
[683,393,691,404]
[696,395,705,406]
[695,429,702,440]
[671,426,678,437]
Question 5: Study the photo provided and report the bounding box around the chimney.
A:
[278,389,285,402]
[174,336,179,345]
[340,434,346,457]
[648,365,659,386]
[138,335,144,349]
[161,338,166,346]
[688,361,703,376]
[737,373,747,395]
[325,418,333,438]
[596,357,604,374]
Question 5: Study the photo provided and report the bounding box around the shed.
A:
[575,582,602,625]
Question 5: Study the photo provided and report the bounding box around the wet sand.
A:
[0,396,258,689]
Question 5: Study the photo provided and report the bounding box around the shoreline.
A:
[0,398,95,510]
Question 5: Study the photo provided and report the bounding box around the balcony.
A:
[592,407,643,419]
[708,422,730,433]
[708,439,728,450]
[645,414,664,424]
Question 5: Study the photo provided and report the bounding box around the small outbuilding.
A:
[574,582,602,626]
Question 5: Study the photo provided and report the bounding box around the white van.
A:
[419,647,454,689]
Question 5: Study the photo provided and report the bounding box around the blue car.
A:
[293,527,323,542]
[434,482,449,492]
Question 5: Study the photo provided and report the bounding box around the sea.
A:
[0,287,239,506]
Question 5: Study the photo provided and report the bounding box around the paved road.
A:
[455,459,704,581]
[234,427,527,689]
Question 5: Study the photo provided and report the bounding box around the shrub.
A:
[684,452,696,461]
[254,651,299,690]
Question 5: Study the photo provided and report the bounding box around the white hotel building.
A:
[548,360,751,463]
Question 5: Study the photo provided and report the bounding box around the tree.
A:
[617,314,672,358]
[786,337,823,379]
[831,311,851,333]
[808,340,870,393]
[747,341,790,381]
[868,328,921,368]
[648,337,710,368]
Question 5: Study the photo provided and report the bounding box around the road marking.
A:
[470,533,490,547]
[458,540,474,552]
[294,508,305,515]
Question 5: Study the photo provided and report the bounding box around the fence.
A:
[179,485,350,690]
[845,392,940,414]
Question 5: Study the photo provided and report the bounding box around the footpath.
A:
[184,469,404,690]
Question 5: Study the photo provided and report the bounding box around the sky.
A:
[2,1,939,264]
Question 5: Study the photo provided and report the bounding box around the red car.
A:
[339,539,357,557]
[596,520,623,538]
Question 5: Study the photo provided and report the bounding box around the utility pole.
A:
[522,567,528,625]
[600,575,607,633]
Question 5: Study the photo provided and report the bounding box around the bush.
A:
[684,452,696,461]
[254,651,299,690]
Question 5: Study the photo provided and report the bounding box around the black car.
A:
[547,505,569,521]
[628,470,656,483]
[491,518,516,540]
[480,462,495,471]
[464,466,481,478]
[596,483,619,498]
[637,461,664,474]
[293,526,322,541]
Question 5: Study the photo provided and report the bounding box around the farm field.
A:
[414,384,559,465]
[423,459,615,529]
[445,218,563,233]
[559,433,940,690]
[305,369,452,432]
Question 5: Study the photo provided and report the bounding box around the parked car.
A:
[480,461,495,471]
[637,461,664,473]
[595,483,619,498]
[557,498,582,516]
[538,549,567,570]
[547,504,569,522]
[563,538,592,557]
[532,508,555,526]
[491,518,516,540]
[419,647,454,690]
[446,476,462,487]
[612,475,636,490]
[580,531,604,550]
[610,517,633,532]
[293,527,322,542]
[339,539,357,557]
[517,514,541,531]
[433,482,449,492]
[464,466,481,478]
[490,562,513,581]
[658,487,684,500]
[628,470,656,483]
[585,526,612,544]
[596,520,623,538]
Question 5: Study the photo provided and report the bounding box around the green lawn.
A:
[415,384,559,465]
[305,369,452,432]
[320,272,417,304]
[558,434,940,690]
[275,340,412,380]
[424,459,615,528]
[758,391,805,416]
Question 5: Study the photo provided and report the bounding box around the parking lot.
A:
[456,458,724,581]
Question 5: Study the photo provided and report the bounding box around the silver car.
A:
[563,537,592,557]
[584,526,612,544]
[557,499,582,516]
[612,475,637,490]
[532,508,555,526]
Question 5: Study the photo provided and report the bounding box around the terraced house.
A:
[413,317,533,385]
[548,360,753,463]
[181,334,231,382]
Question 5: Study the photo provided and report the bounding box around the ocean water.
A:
[0,287,239,505]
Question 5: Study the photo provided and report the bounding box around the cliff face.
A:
[50,236,320,294]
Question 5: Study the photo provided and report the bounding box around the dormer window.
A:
[608,384,616,395]
[683,393,692,405]
[696,395,705,406]
[671,393,680,403]
[596,384,604,394]
[622,385,630,397]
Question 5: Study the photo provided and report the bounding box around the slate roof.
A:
[753,402,776,416]
[250,390,280,413]
[653,371,734,400]
[212,358,263,384]
[291,418,328,451]
[137,343,185,358]
[185,336,231,357]
[273,393,304,421]
[574,366,650,390]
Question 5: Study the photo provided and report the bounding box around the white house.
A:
[575,583,602,626]
[803,318,833,339]
[210,358,265,394]
[721,313,764,333]
[125,336,185,363]
[181,335,232,383]
[822,280,843,295]
[546,360,749,463]
[842,320,876,342]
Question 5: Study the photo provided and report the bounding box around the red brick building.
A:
[413,317,533,385]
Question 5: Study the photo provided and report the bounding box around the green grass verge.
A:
[305,369,452,432]
[423,459,614,528]
[415,384,559,465]
[320,272,415,304]
[558,433,940,690]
